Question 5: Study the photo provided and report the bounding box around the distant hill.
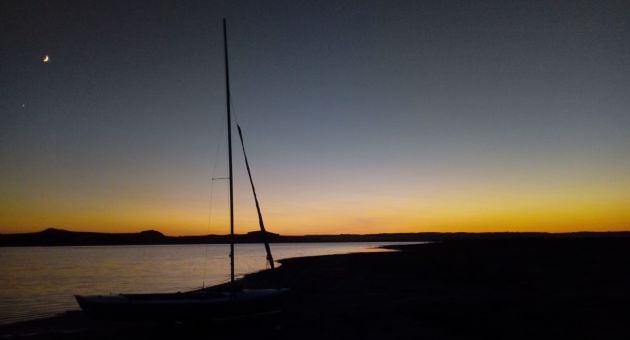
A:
[0,228,630,247]
[0,228,168,246]
[1,228,629,247]
[0,228,283,246]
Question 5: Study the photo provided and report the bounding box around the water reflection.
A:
[0,242,414,324]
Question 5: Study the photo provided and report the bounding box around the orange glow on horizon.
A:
[2,156,630,236]
[2,185,629,235]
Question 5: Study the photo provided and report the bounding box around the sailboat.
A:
[75,19,288,321]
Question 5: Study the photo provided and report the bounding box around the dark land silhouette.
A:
[2,234,630,339]
[2,227,630,246]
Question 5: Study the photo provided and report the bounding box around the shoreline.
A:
[0,241,404,326]
[2,236,630,339]
[3,229,629,247]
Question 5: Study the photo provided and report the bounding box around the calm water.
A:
[0,242,409,324]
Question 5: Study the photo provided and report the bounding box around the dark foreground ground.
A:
[2,236,630,339]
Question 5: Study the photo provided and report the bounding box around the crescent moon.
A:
[43,55,50,63]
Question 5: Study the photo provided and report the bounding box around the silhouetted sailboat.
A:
[75,18,287,321]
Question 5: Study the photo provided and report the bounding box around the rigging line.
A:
[229,89,241,125]
[202,109,227,288]
[203,162,218,287]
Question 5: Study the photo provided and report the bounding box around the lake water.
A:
[0,242,410,324]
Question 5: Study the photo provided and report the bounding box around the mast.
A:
[223,18,235,286]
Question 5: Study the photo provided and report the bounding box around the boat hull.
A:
[75,289,288,321]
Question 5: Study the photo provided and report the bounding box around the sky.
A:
[1,0,629,235]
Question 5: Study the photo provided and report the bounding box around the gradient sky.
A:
[2,0,629,235]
